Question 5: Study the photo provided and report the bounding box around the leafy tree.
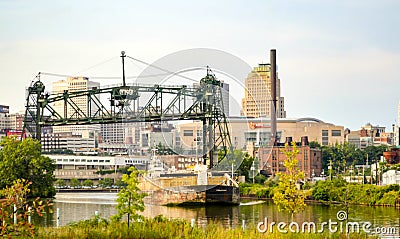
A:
[0,137,55,197]
[0,179,51,237]
[112,167,146,228]
[116,179,128,188]
[70,178,81,188]
[98,178,113,188]
[55,179,66,188]
[235,150,256,182]
[273,142,307,221]
[309,141,321,149]
[83,179,94,188]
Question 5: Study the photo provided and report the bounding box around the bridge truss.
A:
[22,59,233,168]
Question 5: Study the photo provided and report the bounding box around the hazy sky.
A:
[1,0,400,130]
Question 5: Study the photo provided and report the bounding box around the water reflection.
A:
[46,193,399,238]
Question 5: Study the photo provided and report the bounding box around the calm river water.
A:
[39,192,399,238]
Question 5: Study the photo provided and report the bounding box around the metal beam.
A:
[23,71,233,168]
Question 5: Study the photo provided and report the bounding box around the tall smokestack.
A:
[270,49,277,145]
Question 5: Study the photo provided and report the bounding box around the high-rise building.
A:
[52,77,100,134]
[221,82,230,116]
[241,64,286,118]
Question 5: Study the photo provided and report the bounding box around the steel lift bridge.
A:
[22,52,235,170]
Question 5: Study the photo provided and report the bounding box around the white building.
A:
[41,132,97,153]
[49,154,149,181]
[382,170,400,185]
[101,123,126,144]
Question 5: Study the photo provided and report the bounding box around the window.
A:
[322,130,329,145]
[331,130,341,137]
[183,130,193,136]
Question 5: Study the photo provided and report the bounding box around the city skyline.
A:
[1,1,400,130]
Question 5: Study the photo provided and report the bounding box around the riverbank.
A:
[37,216,377,239]
[56,188,119,193]
[240,179,400,208]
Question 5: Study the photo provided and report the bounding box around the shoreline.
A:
[240,195,400,208]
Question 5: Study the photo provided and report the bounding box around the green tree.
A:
[112,167,146,228]
[55,179,66,188]
[116,179,128,188]
[235,150,256,182]
[309,141,321,149]
[70,178,81,188]
[83,179,94,188]
[272,142,307,221]
[98,178,113,188]
[0,137,55,197]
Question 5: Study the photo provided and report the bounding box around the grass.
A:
[35,216,377,239]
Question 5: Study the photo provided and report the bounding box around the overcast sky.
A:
[1,0,400,130]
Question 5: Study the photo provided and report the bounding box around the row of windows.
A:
[55,158,146,164]
[56,158,111,163]
[322,130,342,137]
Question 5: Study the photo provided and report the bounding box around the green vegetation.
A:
[0,179,50,237]
[98,178,114,188]
[37,215,377,239]
[218,149,259,182]
[312,178,400,206]
[69,178,81,188]
[112,167,146,227]
[54,179,66,188]
[241,177,400,207]
[273,142,308,220]
[316,142,389,179]
[0,137,55,197]
[83,179,94,188]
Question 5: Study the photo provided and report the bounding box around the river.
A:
[39,192,399,238]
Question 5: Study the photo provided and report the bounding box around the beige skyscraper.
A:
[241,63,286,118]
[52,77,100,135]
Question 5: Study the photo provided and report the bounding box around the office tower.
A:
[241,64,286,118]
[52,77,100,134]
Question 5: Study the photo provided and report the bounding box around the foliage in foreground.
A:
[273,142,308,220]
[0,179,51,237]
[111,166,146,227]
[0,137,56,198]
[37,215,377,239]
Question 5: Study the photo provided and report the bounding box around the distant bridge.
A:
[22,52,233,169]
